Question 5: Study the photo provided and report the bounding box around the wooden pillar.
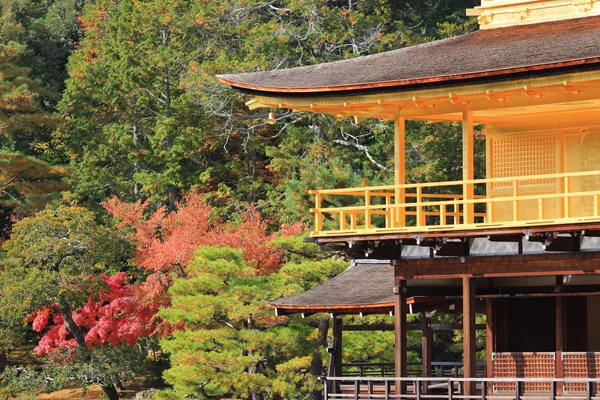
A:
[394,114,406,227]
[485,299,495,393]
[422,316,432,393]
[422,316,432,377]
[394,274,407,393]
[556,296,565,386]
[462,108,475,224]
[463,276,477,396]
[327,316,343,394]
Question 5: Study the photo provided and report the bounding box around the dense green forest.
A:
[0,0,482,399]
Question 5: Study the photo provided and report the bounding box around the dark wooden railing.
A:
[321,376,600,400]
[341,362,486,378]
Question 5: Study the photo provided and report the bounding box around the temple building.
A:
[218,1,600,399]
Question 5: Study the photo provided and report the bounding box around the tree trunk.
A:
[310,319,329,400]
[101,383,119,400]
[62,305,120,400]
[0,351,7,373]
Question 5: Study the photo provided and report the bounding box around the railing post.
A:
[323,377,328,400]
[365,191,371,229]
[551,380,556,400]
[355,380,360,400]
[340,211,346,231]
[441,203,447,226]
[315,192,323,233]
[448,380,454,400]
[385,380,390,400]
[587,380,592,400]
[454,198,459,225]
[515,380,521,400]
[595,194,599,217]
[386,195,393,229]
[481,381,487,400]
[417,187,423,227]
[416,379,421,400]
[538,198,544,220]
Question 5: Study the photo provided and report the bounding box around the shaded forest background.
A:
[0,0,483,399]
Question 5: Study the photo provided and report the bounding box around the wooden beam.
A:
[396,251,600,280]
[394,275,408,389]
[463,107,475,224]
[394,114,406,227]
[463,276,477,396]
[485,299,495,386]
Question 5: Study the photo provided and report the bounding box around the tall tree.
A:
[158,246,348,400]
[60,0,213,206]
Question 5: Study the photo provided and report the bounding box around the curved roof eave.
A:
[217,58,600,96]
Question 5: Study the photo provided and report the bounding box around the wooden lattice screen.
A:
[492,352,556,392]
[562,352,600,393]
[491,133,557,188]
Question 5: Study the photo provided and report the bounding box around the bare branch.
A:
[332,139,391,172]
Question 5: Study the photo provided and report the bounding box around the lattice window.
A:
[562,353,600,393]
[492,134,556,188]
[492,352,555,393]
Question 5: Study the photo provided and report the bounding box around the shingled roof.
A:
[217,16,600,96]
[269,261,394,315]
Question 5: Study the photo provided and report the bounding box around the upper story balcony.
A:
[310,169,600,238]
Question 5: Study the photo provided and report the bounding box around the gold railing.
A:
[309,170,600,236]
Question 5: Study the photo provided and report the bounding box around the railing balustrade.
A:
[310,170,600,235]
[341,362,486,378]
[321,376,600,400]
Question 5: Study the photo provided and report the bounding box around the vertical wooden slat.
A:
[340,211,346,231]
[563,177,570,218]
[463,108,475,224]
[512,180,519,222]
[463,276,477,397]
[481,381,487,400]
[394,273,408,395]
[395,114,406,227]
[538,198,544,220]
[515,380,521,400]
[595,194,599,217]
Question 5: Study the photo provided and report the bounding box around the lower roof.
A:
[218,16,600,96]
[269,261,394,315]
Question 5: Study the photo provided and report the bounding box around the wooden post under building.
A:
[463,276,477,396]
[394,274,407,393]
